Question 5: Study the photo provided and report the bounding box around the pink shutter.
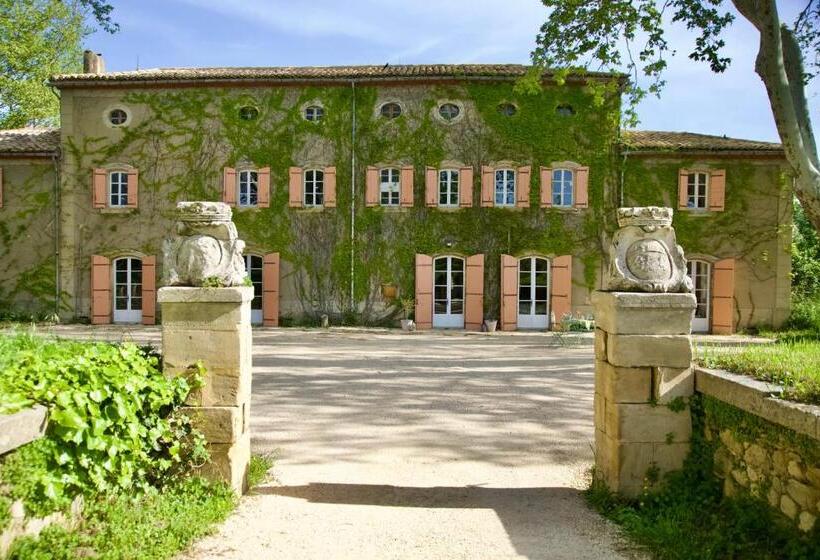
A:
[126,168,139,208]
[91,255,111,324]
[0,167,4,208]
[263,253,280,327]
[324,166,337,208]
[500,254,518,331]
[257,167,271,208]
[481,166,494,207]
[550,255,572,329]
[288,167,303,208]
[678,169,690,210]
[400,165,414,207]
[93,168,107,208]
[540,167,553,208]
[708,169,726,211]
[223,167,237,206]
[516,166,531,208]
[425,167,438,207]
[365,166,379,207]
[459,166,473,207]
[465,254,485,331]
[415,254,433,330]
[141,255,156,325]
[574,166,589,208]
[711,258,735,334]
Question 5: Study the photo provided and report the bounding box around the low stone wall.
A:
[696,367,820,533]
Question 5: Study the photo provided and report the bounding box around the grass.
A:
[697,337,820,405]
[248,453,275,488]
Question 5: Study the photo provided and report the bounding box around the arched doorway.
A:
[113,257,142,323]
[433,256,464,328]
[518,256,550,329]
[686,260,711,332]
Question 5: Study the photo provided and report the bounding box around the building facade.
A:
[0,58,792,333]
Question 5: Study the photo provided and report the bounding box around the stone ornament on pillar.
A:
[606,206,692,293]
[163,201,247,287]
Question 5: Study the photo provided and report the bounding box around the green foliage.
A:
[248,453,275,488]
[792,199,820,298]
[200,276,226,288]
[586,396,820,559]
[6,476,235,560]
[786,296,820,333]
[0,333,206,517]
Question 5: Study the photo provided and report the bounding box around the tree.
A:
[0,0,116,129]
[529,1,820,231]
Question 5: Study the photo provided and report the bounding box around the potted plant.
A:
[483,318,498,332]
[400,298,415,331]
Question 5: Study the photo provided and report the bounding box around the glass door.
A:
[687,260,711,332]
[113,257,142,323]
[432,256,464,328]
[244,255,263,325]
[517,257,550,329]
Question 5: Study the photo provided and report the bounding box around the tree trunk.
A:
[732,0,820,230]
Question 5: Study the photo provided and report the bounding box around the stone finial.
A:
[162,202,247,287]
[605,206,692,293]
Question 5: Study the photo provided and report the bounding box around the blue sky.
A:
[87,0,818,142]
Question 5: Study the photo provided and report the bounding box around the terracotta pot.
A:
[381,283,398,300]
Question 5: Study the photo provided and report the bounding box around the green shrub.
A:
[785,296,820,333]
[0,333,206,517]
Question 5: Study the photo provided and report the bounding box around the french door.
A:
[113,257,142,323]
[687,260,711,332]
[517,256,550,329]
[244,255,263,325]
[433,256,464,328]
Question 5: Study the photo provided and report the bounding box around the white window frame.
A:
[432,256,465,328]
[109,171,128,207]
[552,168,574,207]
[113,257,142,324]
[687,260,711,332]
[494,168,516,207]
[380,168,400,206]
[517,256,551,330]
[687,172,709,209]
[438,169,459,207]
[244,254,264,325]
[304,169,324,207]
[305,105,324,122]
[238,170,258,207]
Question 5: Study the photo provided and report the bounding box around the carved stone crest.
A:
[605,207,692,293]
[163,201,247,287]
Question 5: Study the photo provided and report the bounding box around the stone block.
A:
[799,511,817,532]
[605,402,692,443]
[596,360,652,404]
[162,325,251,373]
[594,329,607,361]
[594,392,606,432]
[651,441,690,474]
[786,479,819,510]
[199,431,250,495]
[161,300,249,331]
[653,367,694,404]
[181,406,242,444]
[781,494,798,519]
[595,429,654,496]
[591,291,696,335]
[182,367,252,407]
[719,429,744,457]
[744,444,770,474]
[606,334,692,368]
[0,405,48,455]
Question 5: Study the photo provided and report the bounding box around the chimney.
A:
[82,50,105,74]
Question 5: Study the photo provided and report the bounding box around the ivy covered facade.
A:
[0,63,792,333]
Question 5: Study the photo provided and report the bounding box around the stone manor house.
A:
[0,54,792,333]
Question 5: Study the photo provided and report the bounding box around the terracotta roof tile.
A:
[50,64,621,86]
[0,127,59,155]
[622,130,783,153]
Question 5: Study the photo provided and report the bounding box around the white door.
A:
[244,255,263,325]
[433,256,464,328]
[687,260,711,333]
[517,256,550,329]
[113,257,142,323]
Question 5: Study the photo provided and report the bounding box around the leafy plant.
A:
[248,453,275,488]
[200,276,226,288]
[400,297,415,321]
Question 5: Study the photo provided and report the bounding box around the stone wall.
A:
[696,367,820,532]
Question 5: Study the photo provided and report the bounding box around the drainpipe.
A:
[52,151,60,317]
[349,80,357,313]
[620,150,628,208]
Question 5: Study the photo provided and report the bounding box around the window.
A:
[687,260,711,332]
[380,102,402,119]
[109,171,128,207]
[498,103,517,117]
[244,255,263,324]
[552,169,574,207]
[380,168,400,206]
[687,172,708,209]
[305,105,324,122]
[113,257,142,323]
[238,170,258,207]
[108,109,128,126]
[304,169,324,207]
[494,169,515,206]
[438,103,460,121]
[556,104,575,117]
[439,170,459,207]
[239,106,259,121]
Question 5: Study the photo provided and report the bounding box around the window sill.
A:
[235,205,261,211]
[99,207,136,214]
[545,205,585,212]
[434,205,462,212]
[681,209,718,216]
[381,206,411,213]
[296,206,326,213]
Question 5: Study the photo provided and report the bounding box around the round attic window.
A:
[498,103,517,117]
[108,108,128,126]
[438,103,460,121]
[556,104,576,117]
[380,102,402,119]
[239,106,259,121]
[305,105,324,122]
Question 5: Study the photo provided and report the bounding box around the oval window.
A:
[305,105,324,122]
[108,108,128,126]
[239,106,259,121]
[556,104,575,117]
[438,103,460,121]
[380,102,402,119]
[498,103,517,117]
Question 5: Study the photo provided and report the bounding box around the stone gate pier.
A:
[158,202,252,494]
[593,207,697,496]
